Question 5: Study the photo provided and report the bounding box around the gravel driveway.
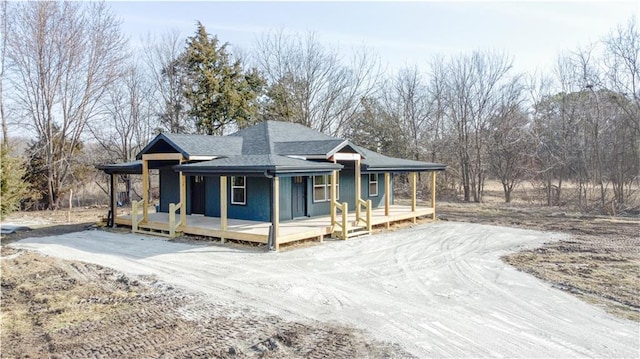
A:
[11,222,639,357]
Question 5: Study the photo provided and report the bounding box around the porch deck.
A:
[115,204,434,246]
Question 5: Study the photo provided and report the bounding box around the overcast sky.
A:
[109,1,638,75]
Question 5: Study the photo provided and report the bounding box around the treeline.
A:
[1,2,638,215]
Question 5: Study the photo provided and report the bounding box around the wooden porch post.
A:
[110,174,117,228]
[180,171,186,227]
[384,172,390,216]
[273,176,280,251]
[355,158,361,220]
[410,172,417,223]
[431,171,437,220]
[220,176,227,243]
[330,170,337,228]
[142,158,149,222]
[384,172,390,229]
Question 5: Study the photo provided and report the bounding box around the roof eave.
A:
[363,164,447,172]
[173,163,343,176]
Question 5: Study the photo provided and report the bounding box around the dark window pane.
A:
[232,176,245,187]
[232,188,245,204]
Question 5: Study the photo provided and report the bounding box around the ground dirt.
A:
[1,246,408,359]
[437,201,640,321]
[6,223,639,357]
[1,198,639,357]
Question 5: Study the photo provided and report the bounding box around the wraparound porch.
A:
[114,204,435,247]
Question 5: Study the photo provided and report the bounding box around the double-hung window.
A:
[231,176,246,205]
[313,174,339,202]
[369,173,378,197]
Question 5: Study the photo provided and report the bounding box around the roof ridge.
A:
[264,121,273,155]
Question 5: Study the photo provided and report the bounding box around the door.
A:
[291,176,306,218]
[190,176,205,214]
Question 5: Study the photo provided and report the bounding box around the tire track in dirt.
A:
[10,222,640,358]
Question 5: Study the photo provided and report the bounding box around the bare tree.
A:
[254,30,381,136]
[88,60,156,204]
[89,61,156,163]
[605,17,640,132]
[488,103,530,203]
[432,51,517,202]
[380,66,432,161]
[6,1,126,209]
[142,30,191,133]
[603,17,640,208]
[0,1,9,148]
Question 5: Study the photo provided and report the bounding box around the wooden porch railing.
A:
[357,198,372,232]
[332,200,348,239]
[131,199,144,233]
[168,202,183,238]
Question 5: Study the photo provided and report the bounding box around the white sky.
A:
[108,0,639,75]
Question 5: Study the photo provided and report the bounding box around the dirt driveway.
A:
[9,222,639,358]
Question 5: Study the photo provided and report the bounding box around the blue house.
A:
[98,121,445,250]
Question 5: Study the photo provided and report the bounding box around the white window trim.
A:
[313,174,339,202]
[231,176,246,205]
[369,173,378,197]
[313,175,327,203]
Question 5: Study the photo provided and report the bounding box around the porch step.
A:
[134,225,178,238]
[346,228,370,238]
[332,225,370,239]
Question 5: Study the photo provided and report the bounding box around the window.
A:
[313,174,339,202]
[231,176,246,205]
[313,175,326,202]
[369,173,378,197]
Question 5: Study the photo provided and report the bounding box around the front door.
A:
[291,176,306,218]
[190,176,205,214]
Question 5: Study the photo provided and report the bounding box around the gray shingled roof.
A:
[136,133,242,159]
[273,139,347,157]
[174,154,342,176]
[229,121,347,156]
[124,121,445,175]
[96,160,143,174]
[357,146,446,172]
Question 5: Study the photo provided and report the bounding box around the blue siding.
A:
[308,175,330,217]
[279,177,292,221]
[159,171,395,221]
[227,176,271,221]
[362,173,387,208]
[159,169,180,213]
[204,176,220,217]
[186,178,192,214]
[306,170,393,216]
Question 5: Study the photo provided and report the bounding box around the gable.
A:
[136,133,243,160]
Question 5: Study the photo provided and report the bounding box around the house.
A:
[97,121,446,250]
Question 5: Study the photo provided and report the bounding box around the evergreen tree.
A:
[183,22,264,135]
[0,146,27,218]
[22,130,83,210]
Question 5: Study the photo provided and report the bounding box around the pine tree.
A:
[182,22,264,135]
